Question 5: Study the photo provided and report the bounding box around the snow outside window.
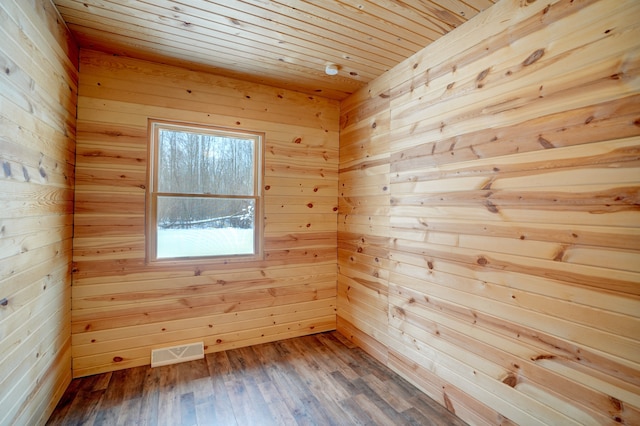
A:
[146,120,263,262]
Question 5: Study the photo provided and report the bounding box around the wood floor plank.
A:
[138,368,160,425]
[257,380,299,425]
[339,395,379,424]
[66,389,105,425]
[44,375,88,423]
[402,407,436,425]
[183,361,219,425]
[284,340,351,423]
[116,366,146,425]
[204,352,237,425]
[93,370,127,425]
[271,358,335,423]
[410,393,469,426]
[229,345,271,384]
[353,376,411,424]
[47,331,467,425]
[252,343,317,425]
[179,392,197,426]
[352,392,403,425]
[312,333,364,381]
[52,374,107,426]
[361,373,414,413]
[157,364,180,426]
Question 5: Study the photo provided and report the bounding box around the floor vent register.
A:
[151,342,204,367]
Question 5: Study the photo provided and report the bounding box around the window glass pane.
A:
[157,129,255,195]
[156,196,255,259]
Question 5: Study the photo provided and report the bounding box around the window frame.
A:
[146,119,264,264]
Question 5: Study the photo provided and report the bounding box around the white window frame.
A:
[146,119,264,263]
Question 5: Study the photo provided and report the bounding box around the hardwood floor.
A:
[47,332,467,425]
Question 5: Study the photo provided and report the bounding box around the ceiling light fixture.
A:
[325,64,339,75]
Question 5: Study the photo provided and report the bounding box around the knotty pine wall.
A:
[72,49,339,377]
[0,0,78,424]
[338,0,640,424]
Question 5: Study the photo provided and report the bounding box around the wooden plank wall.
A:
[72,49,339,377]
[0,0,78,424]
[338,72,393,363]
[338,0,640,424]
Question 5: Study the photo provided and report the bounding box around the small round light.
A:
[325,64,339,75]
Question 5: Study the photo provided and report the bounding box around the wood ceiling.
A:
[53,0,497,100]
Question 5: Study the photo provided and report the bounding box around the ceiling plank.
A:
[53,0,494,99]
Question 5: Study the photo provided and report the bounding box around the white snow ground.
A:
[157,228,254,258]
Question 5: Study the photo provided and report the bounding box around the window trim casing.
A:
[146,118,264,264]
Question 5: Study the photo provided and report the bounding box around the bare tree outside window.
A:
[147,120,263,261]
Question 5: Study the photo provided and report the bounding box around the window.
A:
[147,120,263,262]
